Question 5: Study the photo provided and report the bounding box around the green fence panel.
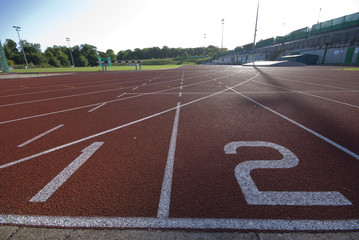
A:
[310,23,322,35]
[332,16,345,30]
[344,47,355,65]
[256,37,275,48]
[274,36,285,44]
[344,12,359,28]
[320,20,333,33]
[0,40,10,73]
[290,27,309,40]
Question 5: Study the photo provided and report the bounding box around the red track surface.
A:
[0,66,358,231]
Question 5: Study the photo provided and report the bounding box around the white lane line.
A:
[0,78,215,125]
[1,215,358,231]
[132,86,139,90]
[218,82,223,85]
[180,86,183,90]
[253,80,359,109]
[0,73,260,170]
[1,77,193,108]
[142,83,147,86]
[1,71,238,125]
[264,73,359,92]
[117,93,127,98]
[179,92,182,97]
[17,124,64,148]
[29,142,103,202]
[158,102,181,218]
[88,103,106,113]
[227,87,359,160]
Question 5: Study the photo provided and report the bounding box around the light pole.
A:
[221,19,225,53]
[317,8,322,23]
[13,26,28,68]
[204,33,207,59]
[66,37,75,67]
[252,0,260,63]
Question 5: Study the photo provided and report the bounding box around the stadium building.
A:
[214,12,359,65]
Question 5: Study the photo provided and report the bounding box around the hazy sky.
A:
[1,0,359,52]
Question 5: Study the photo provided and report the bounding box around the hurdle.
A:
[98,60,143,72]
[116,60,143,71]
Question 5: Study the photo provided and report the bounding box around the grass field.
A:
[9,65,181,73]
[7,57,211,73]
[338,67,359,71]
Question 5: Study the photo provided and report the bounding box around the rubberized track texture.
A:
[0,66,358,231]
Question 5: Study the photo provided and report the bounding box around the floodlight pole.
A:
[317,8,322,23]
[204,33,207,59]
[221,19,225,53]
[13,26,28,68]
[252,0,260,63]
[66,37,75,67]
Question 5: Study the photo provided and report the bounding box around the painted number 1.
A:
[224,141,352,206]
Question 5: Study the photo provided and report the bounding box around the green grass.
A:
[338,67,359,71]
[10,65,181,73]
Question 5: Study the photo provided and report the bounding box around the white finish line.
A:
[0,215,358,230]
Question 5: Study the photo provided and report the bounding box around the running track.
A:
[0,65,358,231]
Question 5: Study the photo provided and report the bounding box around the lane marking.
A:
[30,142,103,202]
[225,141,351,205]
[0,73,260,169]
[158,102,181,218]
[1,215,358,230]
[132,86,139,90]
[0,76,220,125]
[88,103,106,113]
[253,80,359,109]
[180,86,183,90]
[141,83,147,86]
[0,77,193,108]
[178,92,182,97]
[0,76,175,98]
[218,82,223,85]
[17,124,64,148]
[117,93,127,98]
[227,87,359,160]
[263,73,359,92]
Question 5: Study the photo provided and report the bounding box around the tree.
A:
[161,46,170,58]
[77,55,89,67]
[72,45,88,67]
[132,48,143,59]
[45,46,70,67]
[80,44,98,66]
[106,49,116,61]
[116,50,128,60]
[22,40,47,65]
[4,39,21,64]
[47,51,62,67]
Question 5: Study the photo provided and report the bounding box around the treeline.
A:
[3,38,227,68]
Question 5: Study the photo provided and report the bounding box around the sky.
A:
[1,0,359,53]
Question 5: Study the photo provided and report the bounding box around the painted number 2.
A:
[224,141,352,206]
